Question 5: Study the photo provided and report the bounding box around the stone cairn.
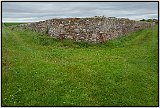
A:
[15,16,155,43]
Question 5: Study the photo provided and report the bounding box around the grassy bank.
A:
[2,25,158,106]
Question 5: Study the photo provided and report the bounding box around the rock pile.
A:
[16,16,155,43]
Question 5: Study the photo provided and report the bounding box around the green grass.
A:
[2,25,158,106]
[2,22,27,27]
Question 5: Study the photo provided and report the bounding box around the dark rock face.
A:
[16,16,155,43]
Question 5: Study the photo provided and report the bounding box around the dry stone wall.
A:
[16,16,155,43]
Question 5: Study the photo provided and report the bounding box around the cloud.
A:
[2,2,158,22]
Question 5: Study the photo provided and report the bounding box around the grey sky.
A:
[2,2,158,22]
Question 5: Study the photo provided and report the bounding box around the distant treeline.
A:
[140,19,158,24]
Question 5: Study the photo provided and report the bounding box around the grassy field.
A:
[2,23,26,27]
[2,24,158,106]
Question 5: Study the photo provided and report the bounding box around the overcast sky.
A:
[2,2,158,22]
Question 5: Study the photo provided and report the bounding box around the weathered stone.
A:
[92,33,97,38]
[74,29,80,33]
[16,16,155,43]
